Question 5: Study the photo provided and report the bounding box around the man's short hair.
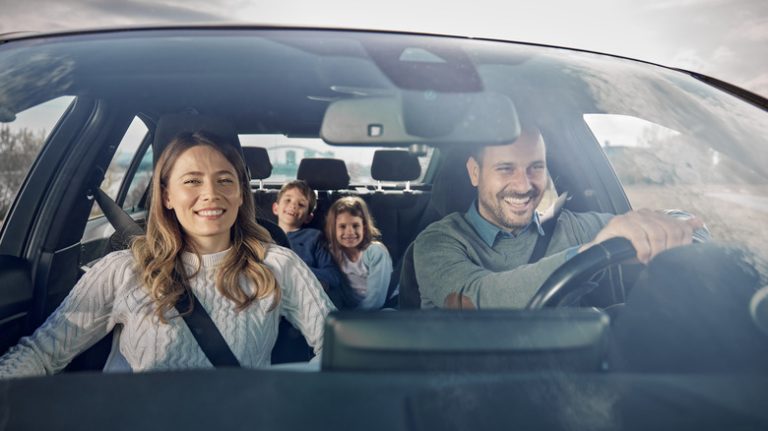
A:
[471,124,543,166]
[277,179,317,215]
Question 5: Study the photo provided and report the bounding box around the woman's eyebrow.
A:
[178,171,204,177]
[178,170,235,177]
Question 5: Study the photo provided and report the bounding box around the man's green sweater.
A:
[414,208,612,308]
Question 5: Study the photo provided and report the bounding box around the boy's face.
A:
[272,187,312,231]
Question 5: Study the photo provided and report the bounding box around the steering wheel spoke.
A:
[527,237,637,309]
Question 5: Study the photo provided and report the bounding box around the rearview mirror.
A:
[320,91,521,146]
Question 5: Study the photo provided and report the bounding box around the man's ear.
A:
[272,202,279,216]
[467,156,480,187]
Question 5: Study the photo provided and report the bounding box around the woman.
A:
[0,131,333,377]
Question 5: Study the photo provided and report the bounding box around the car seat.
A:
[398,146,475,309]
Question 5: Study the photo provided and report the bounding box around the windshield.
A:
[1,29,767,427]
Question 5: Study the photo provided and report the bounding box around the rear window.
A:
[239,135,432,185]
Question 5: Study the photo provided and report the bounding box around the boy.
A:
[272,180,345,307]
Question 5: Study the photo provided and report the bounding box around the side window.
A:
[89,117,149,219]
[0,96,76,231]
[585,113,768,273]
[122,147,153,213]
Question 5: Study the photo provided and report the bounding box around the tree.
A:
[0,125,46,223]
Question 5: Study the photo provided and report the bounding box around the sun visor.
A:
[320,91,521,146]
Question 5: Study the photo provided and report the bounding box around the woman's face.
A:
[163,145,243,254]
[335,212,364,250]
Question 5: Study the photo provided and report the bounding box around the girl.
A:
[0,131,333,377]
[325,196,393,310]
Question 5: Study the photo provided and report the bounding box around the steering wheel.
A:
[526,237,636,309]
[526,209,711,309]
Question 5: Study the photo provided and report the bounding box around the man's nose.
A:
[508,169,532,191]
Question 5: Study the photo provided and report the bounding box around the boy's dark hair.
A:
[277,180,317,216]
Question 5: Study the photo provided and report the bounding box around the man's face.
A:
[466,130,548,234]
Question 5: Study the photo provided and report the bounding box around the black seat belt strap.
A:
[174,280,241,368]
[528,193,567,264]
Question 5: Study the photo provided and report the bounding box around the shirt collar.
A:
[465,200,545,247]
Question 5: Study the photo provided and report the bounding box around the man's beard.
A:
[481,188,540,232]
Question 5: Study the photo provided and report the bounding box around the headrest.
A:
[153,113,241,162]
[370,150,421,181]
[429,147,476,216]
[297,158,350,190]
[242,147,272,180]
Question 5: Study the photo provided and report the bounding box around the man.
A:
[414,126,702,309]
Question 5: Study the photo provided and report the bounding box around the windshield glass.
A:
[1,30,767,405]
[1,29,766,292]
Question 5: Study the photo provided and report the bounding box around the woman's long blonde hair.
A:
[131,131,279,322]
[324,196,381,266]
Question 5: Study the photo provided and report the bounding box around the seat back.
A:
[397,242,420,309]
[242,146,280,220]
[398,147,476,309]
[367,150,423,263]
[296,158,351,231]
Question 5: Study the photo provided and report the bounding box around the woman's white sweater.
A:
[0,245,334,377]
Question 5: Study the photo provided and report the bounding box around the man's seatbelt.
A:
[528,193,567,264]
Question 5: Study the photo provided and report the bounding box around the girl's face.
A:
[335,212,364,250]
[163,145,243,254]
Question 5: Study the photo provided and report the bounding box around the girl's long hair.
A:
[324,196,381,266]
[131,131,279,322]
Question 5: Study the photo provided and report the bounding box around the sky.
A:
[0,0,766,97]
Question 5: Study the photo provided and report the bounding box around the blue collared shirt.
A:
[465,200,580,260]
[465,200,545,248]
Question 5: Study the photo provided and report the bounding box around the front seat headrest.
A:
[297,158,350,190]
[242,147,272,180]
[429,147,475,217]
[153,113,241,163]
[370,150,421,182]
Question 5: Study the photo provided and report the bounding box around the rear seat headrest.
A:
[242,147,272,180]
[371,150,421,181]
[153,113,241,163]
[297,158,350,190]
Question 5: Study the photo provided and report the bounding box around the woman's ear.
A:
[163,189,172,210]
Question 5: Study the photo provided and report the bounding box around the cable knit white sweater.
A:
[0,245,334,378]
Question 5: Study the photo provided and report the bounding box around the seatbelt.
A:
[528,193,567,264]
[93,188,145,242]
[174,274,241,368]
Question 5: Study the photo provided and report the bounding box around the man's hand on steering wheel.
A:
[578,209,705,265]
